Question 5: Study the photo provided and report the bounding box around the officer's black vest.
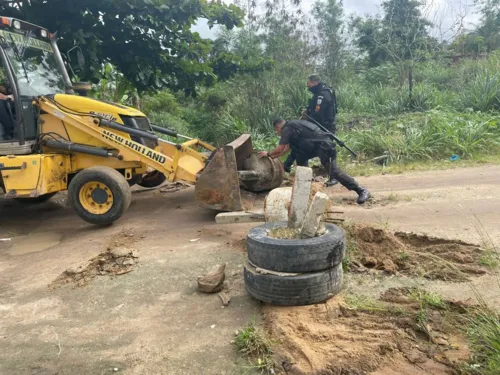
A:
[283,120,330,151]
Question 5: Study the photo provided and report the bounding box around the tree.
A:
[312,0,346,78]
[475,0,500,52]
[0,0,248,93]
[353,0,436,102]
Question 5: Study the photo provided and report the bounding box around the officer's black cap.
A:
[307,74,321,82]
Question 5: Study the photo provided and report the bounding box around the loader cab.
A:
[0,17,71,156]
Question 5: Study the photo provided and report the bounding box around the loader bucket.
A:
[195,134,284,212]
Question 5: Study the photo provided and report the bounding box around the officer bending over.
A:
[259,118,370,205]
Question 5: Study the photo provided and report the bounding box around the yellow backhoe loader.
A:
[0,17,283,225]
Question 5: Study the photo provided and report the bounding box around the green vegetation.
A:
[62,0,500,172]
[235,323,275,374]
[467,308,500,375]
[410,288,447,310]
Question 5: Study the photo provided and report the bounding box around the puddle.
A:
[6,232,62,255]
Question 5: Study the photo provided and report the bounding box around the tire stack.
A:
[244,221,346,306]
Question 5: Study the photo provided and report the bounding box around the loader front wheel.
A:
[68,167,132,225]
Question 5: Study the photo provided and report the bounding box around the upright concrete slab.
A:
[300,192,329,238]
[288,166,313,229]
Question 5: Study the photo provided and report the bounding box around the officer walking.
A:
[304,74,337,133]
[259,118,370,205]
[284,74,338,179]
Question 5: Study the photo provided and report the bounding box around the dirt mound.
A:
[50,230,140,288]
[343,224,488,281]
[264,289,471,375]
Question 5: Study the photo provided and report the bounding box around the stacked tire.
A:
[244,221,345,306]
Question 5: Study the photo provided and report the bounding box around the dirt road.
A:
[0,165,499,374]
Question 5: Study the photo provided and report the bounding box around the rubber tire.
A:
[247,221,345,273]
[137,171,166,188]
[244,260,343,306]
[14,192,57,203]
[68,166,132,225]
[127,175,141,187]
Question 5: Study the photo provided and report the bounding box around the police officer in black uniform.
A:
[260,118,370,205]
[305,73,337,133]
[283,74,338,180]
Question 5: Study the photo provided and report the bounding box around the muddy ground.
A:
[0,165,499,374]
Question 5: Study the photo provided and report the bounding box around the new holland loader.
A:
[0,17,284,225]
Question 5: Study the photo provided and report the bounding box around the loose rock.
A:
[197,264,226,293]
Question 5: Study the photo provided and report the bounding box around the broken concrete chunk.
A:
[197,264,226,293]
[300,192,328,238]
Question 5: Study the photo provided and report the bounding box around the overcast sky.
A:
[194,0,481,40]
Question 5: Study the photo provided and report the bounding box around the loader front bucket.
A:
[195,134,284,212]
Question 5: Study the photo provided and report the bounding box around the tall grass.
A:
[341,111,500,162]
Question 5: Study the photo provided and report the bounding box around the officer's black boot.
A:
[355,187,370,205]
[325,177,339,187]
[324,157,339,187]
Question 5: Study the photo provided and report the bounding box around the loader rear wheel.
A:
[137,171,166,188]
[68,167,132,225]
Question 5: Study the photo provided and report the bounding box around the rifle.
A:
[303,113,358,158]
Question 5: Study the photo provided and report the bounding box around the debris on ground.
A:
[342,224,488,281]
[218,291,231,306]
[50,247,139,288]
[197,264,226,293]
[264,288,472,375]
[49,230,140,288]
[159,181,191,193]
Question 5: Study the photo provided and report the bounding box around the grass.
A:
[399,251,410,261]
[480,252,500,268]
[344,295,407,316]
[410,288,447,310]
[338,153,500,178]
[467,308,500,375]
[235,323,275,374]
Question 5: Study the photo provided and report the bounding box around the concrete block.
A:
[215,212,265,224]
[288,166,313,229]
[300,192,329,238]
[264,187,293,223]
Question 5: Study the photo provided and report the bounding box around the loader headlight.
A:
[40,29,48,38]
[12,20,21,30]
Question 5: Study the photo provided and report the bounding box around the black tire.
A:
[247,222,345,273]
[127,174,141,187]
[244,260,343,306]
[137,171,166,188]
[14,192,57,203]
[68,167,132,225]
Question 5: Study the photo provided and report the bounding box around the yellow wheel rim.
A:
[79,181,114,215]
